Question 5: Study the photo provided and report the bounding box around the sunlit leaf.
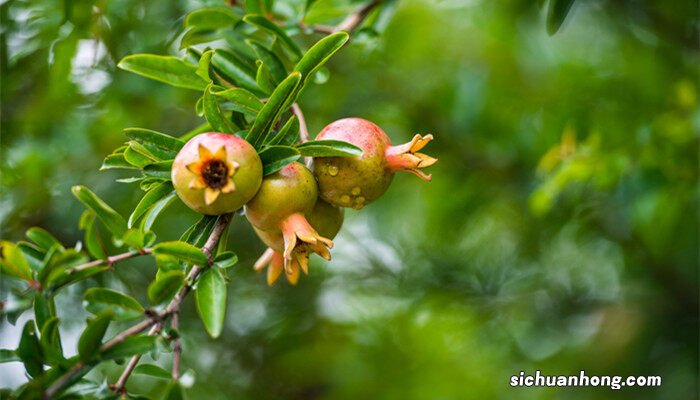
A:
[118,54,207,90]
[258,145,300,175]
[129,181,175,228]
[101,335,157,360]
[154,242,208,265]
[295,139,362,157]
[246,72,301,147]
[72,186,128,238]
[243,15,302,59]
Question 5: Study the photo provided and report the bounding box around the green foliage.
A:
[1,0,697,399]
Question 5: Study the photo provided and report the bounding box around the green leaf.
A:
[79,210,107,260]
[196,50,214,82]
[141,191,178,231]
[304,0,319,12]
[118,54,207,91]
[295,139,363,157]
[0,349,20,363]
[294,31,349,91]
[196,269,227,338]
[212,87,264,116]
[255,60,275,93]
[124,145,157,168]
[258,146,300,176]
[180,216,218,247]
[246,72,301,147]
[17,321,43,378]
[213,251,238,269]
[162,381,184,400]
[101,154,138,170]
[72,186,128,238]
[134,363,171,379]
[143,161,174,180]
[154,241,208,265]
[211,50,261,94]
[245,0,266,14]
[0,241,33,281]
[203,84,236,134]
[244,15,302,59]
[267,115,299,146]
[101,335,157,360]
[147,270,185,304]
[185,7,239,31]
[247,40,287,85]
[84,288,145,321]
[181,29,221,50]
[547,0,576,35]
[33,293,52,330]
[78,310,113,362]
[17,242,45,272]
[26,228,62,252]
[39,317,64,366]
[124,128,185,153]
[129,182,175,228]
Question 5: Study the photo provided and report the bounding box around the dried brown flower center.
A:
[202,159,229,189]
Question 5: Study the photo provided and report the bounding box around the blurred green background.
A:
[1,0,698,399]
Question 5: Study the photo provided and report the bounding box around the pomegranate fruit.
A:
[245,162,334,284]
[171,133,262,215]
[313,118,437,209]
[253,199,344,285]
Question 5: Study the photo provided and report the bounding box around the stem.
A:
[68,248,153,274]
[333,0,382,33]
[291,103,313,168]
[112,213,231,393]
[44,215,232,399]
[171,312,181,380]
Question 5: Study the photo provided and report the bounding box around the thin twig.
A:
[291,103,312,168]
[68,248,152,274]
[112,213,231,393]
[171,312,181,380]
[45,215,232,399]
[333,0,382,33]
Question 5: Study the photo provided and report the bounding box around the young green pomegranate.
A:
[313,118,437,209]
[172,133,262,215]
[245,162,334,284]
[253,199,344,285]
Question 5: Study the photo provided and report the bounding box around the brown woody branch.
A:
[45,214,232,398]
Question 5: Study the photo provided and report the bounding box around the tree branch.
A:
[68,248,153,274]
[45,214,232,399]
[333,0,382,33]
[112,213,230,393]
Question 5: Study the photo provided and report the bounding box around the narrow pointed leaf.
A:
[147,270,185,304]
[0,241,33,281]
[72,186,128,238]
[196,269,227,338]
[243,15,302,58]
[258,146,300,175]
[134,363,171,379]
[26,228,62,252]
[84,288,145,320]
[213,251,238,269]
[547,0,576,35]
[294,32,349,90]
[203,84,236,133]
[141,191,178,231]
[124,128,185,153]
[185,7,239,31]
[246,72,301,147]
[212,87,264,115]
[143,161,174,180]
[17,321,43,378]
[154,241,208,265]
[101,335,157,360]
[295,139,362,157]
[118,54,207,90]
[129,182,175,228]
[267,115,299,146]
[78,311,113,362]
[247,40,287,85]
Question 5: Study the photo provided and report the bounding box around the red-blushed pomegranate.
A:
[245,162,334,284]
[313,118,437,209]
[172,133,262,215]
[253,200,344,285]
